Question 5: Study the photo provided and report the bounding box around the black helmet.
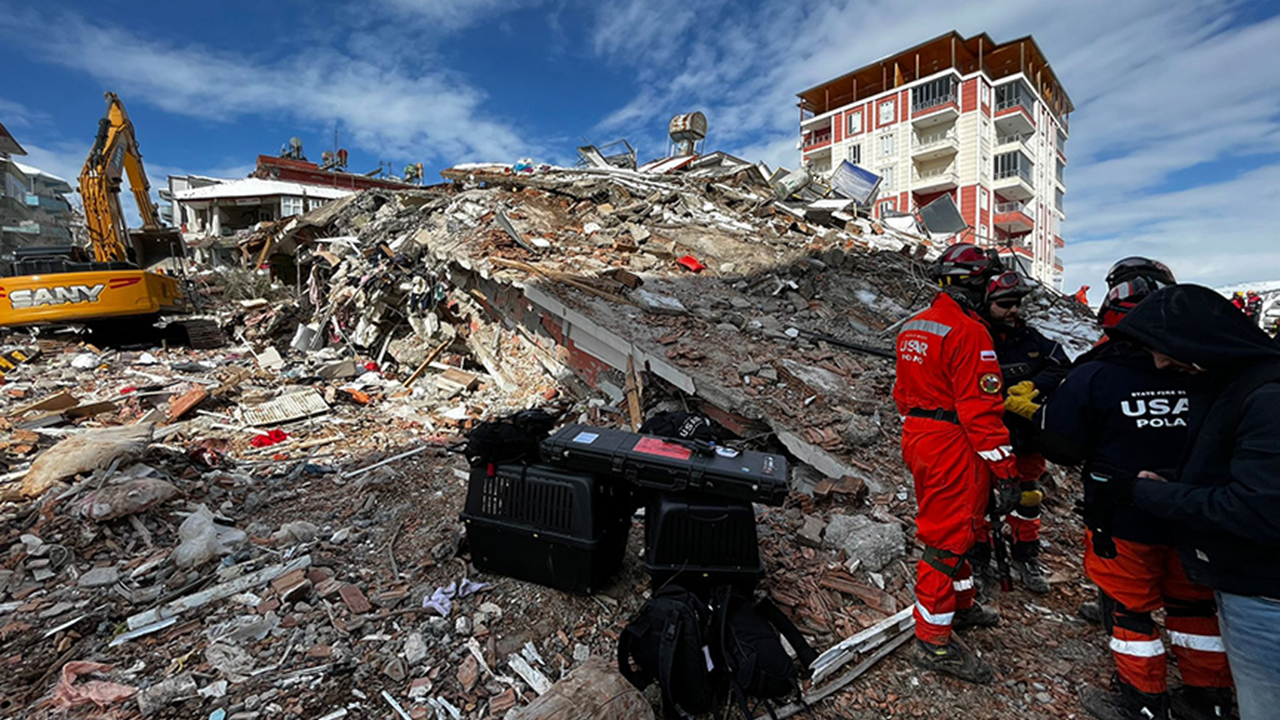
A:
[934,243,1001,287]
[1105,257,1176,288]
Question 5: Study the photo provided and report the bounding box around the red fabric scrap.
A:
[676,255,706,273]
[250,429,290,448]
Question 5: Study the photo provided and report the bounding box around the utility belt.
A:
[906,408,959,424]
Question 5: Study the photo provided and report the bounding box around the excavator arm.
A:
[78,92,166,263]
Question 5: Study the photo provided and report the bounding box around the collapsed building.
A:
[0,142,1105,719]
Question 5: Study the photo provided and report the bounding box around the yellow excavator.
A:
[0,93,220,346]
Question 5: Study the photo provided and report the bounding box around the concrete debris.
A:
[0,146,1105,719]
[824,514,906,572]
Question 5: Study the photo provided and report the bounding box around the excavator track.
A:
[169,319,226,349]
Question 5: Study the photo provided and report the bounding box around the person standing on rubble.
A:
[969,271,1069,596]
[1008,258,1234,720]
[893,243,1021,684]
[1104,283,1280,720]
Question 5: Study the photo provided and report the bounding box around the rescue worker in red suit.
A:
[894,243,1022,684]
[969,271,1070,595]
[1008,257,1234,720]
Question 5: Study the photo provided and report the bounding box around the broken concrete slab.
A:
[824,514,905,572]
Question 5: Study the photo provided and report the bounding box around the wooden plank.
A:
[8,390,78,418]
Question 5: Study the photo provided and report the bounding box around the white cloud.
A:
[588,0,1280,294]
[376,0,540,30]
[0,10,535,168]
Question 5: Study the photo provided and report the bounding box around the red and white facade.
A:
[797,33,1072,288]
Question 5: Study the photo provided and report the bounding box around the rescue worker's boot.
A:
[1012,540,1050,594]
[1080,682,1170,720]
[953,602,1001,631]
[1013,556,1051,593]
[912,637,994,684]
[1170,686,1237,720]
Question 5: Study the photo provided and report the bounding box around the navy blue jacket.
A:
[1037,340,1194,544]
[991,321,1070,395]
[1119,285,1280,596]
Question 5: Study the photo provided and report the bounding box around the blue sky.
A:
[3,0,1279,298]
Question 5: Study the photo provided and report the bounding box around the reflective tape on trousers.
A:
[1169,631,1226,653]
[953,578,974,592]
[1109,637,1166,658]
[914,601,955,626]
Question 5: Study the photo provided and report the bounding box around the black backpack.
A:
[461,409,558,467]
[618,586,720,718]
[713,587,818,718]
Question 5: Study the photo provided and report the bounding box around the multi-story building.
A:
[796,32,1072,287]
[0,121,77,254]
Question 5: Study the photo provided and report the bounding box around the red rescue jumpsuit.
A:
[894,292,1018,645]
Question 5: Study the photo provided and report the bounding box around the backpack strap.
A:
[755,597,819,676]
[656,609,689,718]
[616,623,649,691]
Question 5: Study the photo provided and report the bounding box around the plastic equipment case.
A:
[644,492,763,591]
[540,424,789,506]
[460,463,631,595]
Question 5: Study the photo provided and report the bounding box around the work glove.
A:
[1020,487,1044,508]
[991,477,1022,517]
[1003,389,1041,420]
[1008,381,1037,398]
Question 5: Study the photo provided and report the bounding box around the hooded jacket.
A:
[1116,284,1280,596]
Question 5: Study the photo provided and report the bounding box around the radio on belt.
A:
[539,423,788,506]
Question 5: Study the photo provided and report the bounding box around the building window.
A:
[912,76,957,113]
[880,134,894,157]
[879,166,894,192]
[308,197,328,211]
[981,84,990,106]
[979,189,988,211]
[846,144,861,165]
[994,151,1034,184]
[879,199,896,216]
[281,196,304,216]
[878,99,896,125]
[847,110,863,136]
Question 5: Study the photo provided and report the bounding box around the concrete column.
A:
[210,202,221,237]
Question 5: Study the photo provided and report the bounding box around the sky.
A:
[3,0,1279,299]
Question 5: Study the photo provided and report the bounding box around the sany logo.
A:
[1121,397,1190,428]
[8,284,106,310]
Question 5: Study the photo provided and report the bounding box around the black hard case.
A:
[539,424,789,506]
[644,492,763,592]
[460,464,631,594]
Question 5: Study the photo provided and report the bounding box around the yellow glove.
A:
[1004,392,1041,420]
[1020,488,1044,507]
[1008,381,1038,398]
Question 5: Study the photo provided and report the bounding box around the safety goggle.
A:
[1104,276,1164,305]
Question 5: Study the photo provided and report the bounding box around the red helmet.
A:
[1105,256,1176,287]
[986,271,1031,303]
[933,243,1000,286]
[1097,275,1165,328]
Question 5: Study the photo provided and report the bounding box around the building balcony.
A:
[993,168,1035,200]
[994,201,1034,233]
[801,113,833,132]
[912,164,959,193]
[912,101,959,127]
[1054,234,1065,249]
[912,129,960,161]
[994,98,1035,135]
[802,128,833,150]
[995,132,1034,155]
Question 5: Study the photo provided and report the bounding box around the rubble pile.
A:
[0,159,1107,719]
